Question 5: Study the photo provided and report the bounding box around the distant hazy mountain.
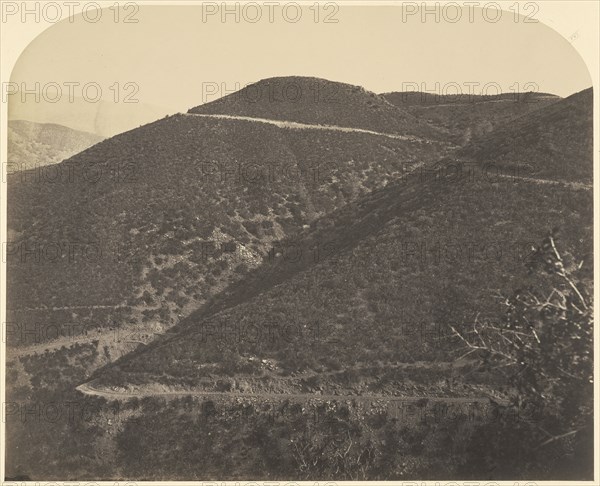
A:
[8,120,104,171]
[8,95,172,137]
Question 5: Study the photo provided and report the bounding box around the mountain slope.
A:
[382,91,561,145]
[7,100,451,347]
[92,174,593,392]
[8,120,104,170]
[91,88,593,393]
[7,83,593,482]
[189,76,446,140]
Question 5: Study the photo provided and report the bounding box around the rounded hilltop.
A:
[189,76,445,139]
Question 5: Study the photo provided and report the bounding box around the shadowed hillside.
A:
[454,88,593,184]
[382,91,560,145]
[93,170,592,394]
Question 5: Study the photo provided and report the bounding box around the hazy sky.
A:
[9,4,593,114]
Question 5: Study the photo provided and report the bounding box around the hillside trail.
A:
[413,96,558,109]
[6,333,118,359]
[6,334,101,358]
[5,318,158,359]
[183,112,432,142]
[9,304,128,312]
[494,174,591,190]
[75,381,494,404]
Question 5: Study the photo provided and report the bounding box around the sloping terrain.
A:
[8,120,104,170]
[454,88,593,184]
[5,78,451,481]
[383,91,560,145]
[189,76,446,140]
[92,88,593,394]
[7,99,451,348]
[91,174,592,394]
[6,81,593,481]
[58,87,593,481]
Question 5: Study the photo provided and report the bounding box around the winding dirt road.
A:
[76,381,495,404]
[184,112,433,143]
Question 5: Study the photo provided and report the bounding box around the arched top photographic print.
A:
[0,2,597,484]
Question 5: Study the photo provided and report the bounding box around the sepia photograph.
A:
[0,1,598,484]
